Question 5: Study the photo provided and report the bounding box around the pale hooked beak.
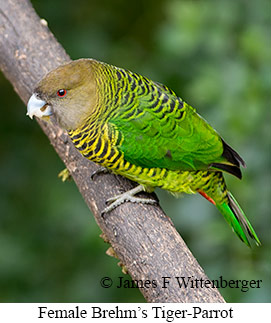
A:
[26,93,52,119]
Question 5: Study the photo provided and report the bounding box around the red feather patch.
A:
[199,191,216,205]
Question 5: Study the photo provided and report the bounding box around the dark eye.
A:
[57,89,67,97]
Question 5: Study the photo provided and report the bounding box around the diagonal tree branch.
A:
[0,0,224,302]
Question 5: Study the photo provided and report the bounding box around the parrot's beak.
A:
[27,93,52,120]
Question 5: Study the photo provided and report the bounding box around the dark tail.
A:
[216,192,261,247]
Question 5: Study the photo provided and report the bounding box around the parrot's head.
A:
[27,59,98,130]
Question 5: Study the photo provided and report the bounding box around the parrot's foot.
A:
[58,168,72,182]
[106,247,128,274]
[91,166,110,180]
[101,184,157,215]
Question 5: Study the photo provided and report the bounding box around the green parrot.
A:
[27,59,260,246]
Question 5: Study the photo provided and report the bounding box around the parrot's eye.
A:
[57,89,67,97]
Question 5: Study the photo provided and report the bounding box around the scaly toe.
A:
[58,168,72,182]
[101,184,158,215]
[105,193,123,205]
[102,193,158,214]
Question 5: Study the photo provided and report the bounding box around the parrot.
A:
[27,58,260,246]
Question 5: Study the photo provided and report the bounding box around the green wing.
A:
[108,69,241,174]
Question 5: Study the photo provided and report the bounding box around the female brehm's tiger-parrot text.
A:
[27,59,260,246]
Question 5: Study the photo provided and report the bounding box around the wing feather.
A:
[109,71,243,177]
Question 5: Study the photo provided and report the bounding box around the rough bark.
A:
[0,0,225,302]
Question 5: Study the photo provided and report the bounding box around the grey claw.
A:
[101,185,158,215]
[91,166,109,180]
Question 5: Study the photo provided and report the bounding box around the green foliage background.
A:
[0,0,270,302]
